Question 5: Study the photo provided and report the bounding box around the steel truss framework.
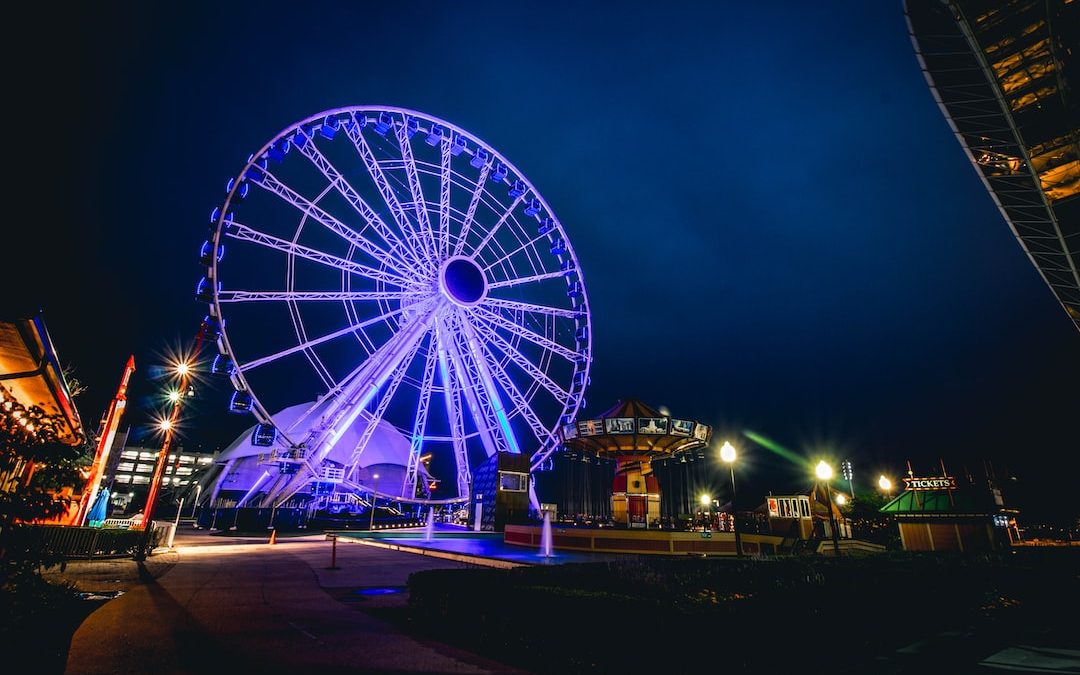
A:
[906,0,1080,332]
[200,107,592,507]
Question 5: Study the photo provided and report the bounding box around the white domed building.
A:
[200,398,428,512]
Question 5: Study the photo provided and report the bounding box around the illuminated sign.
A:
[578,419,603,436]
[692,423,710,441]
[605,417,635,434]
[561,423,578,440]
[670,419,693,436]
[637,417,668,435]
[903,476,957,491]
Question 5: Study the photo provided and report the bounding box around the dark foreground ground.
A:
[405,548,1080,674]
[6,531,1077,674]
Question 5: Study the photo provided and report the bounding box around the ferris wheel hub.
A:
[439,256,487,307]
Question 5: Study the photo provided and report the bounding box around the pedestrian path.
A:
[63,530,525,674]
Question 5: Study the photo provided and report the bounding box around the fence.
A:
[1,522,172,560]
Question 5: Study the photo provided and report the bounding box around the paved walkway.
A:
[58,529,525,674]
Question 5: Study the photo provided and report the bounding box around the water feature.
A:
[424,508,435,542]
[540,511,553,558]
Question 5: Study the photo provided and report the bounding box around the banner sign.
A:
[903,476,957,491]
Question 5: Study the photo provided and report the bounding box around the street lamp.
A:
[699,493,712,532]
[815,460,841,557]
[368,473,380,531]
[835,493,847,506]
[878,475,893,498]
[719,441,742,557]
[167,390,181,404]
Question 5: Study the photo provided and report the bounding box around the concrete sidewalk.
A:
[60,529,525,674]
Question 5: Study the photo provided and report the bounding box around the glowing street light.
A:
[167,390,181,403]
[815,460,841,557]
[159,419,173,432]
[835,493,847,506]
[175,361,191,377]
[719,441,742,557]
[878,475,893,498]
[699,493,712,532]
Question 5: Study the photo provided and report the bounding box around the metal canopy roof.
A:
[906,0,1080,331]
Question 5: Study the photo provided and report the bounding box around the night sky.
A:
[10,2,1078,522]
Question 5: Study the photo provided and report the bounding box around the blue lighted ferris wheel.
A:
[197,106,591,507]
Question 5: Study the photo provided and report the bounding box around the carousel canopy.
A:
[559,398,712,458]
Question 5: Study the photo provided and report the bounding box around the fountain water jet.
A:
[540,510,553,558]
[424,508,435,542]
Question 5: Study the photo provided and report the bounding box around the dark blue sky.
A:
[11,2,1077,520]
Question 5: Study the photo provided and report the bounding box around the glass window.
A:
[139,452,157,460]
[132,475,150,484]
[117,462,135,472]
[498,472,528,492]
[121,450,138,459]
[198,457,212,464]
[135,464,153,473]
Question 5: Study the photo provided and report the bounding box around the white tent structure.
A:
[201,399,427,510]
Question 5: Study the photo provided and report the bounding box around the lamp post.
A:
[878,475,893,499]
[368,473,380,531]
[699,493,711,532]
[816,460,841,557]
[720,441,742,557]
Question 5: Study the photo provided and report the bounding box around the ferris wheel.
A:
[197,106,591,507]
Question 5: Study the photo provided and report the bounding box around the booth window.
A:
[499,471,528,492]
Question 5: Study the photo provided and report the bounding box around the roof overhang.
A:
[0,314,84,445]
[906,0,1080,332]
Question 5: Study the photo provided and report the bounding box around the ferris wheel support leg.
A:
[441,312,521,459]
[402,335,438,500]
[261,302,441,506]
[437,315,503,461]
[436,328,471,499]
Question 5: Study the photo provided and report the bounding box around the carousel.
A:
[558,399,712,528]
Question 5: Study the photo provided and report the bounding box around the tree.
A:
[0,391,91,576]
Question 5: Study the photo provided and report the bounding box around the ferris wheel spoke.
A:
[486,270,566,290]
[238,300,425,373]
[218,290,423,303]
[436,326,471,498]
[226,221,416,288]
[465,320,551,448]
[343,334,425,482]
[479,230,551,274]
[482,297,586,320]
[253,167,416,280]
[471,306,580,363]
[467,193,525,261]
[438,139,452,259]
[343,116,437,273]
[452,161,491,257]
[394,122,440,262]
[402,336,438,499]
[469,319,571,406]
[290,139,430,274]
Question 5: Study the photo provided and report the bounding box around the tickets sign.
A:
[903,476,957,491]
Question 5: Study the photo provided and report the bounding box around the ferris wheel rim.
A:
[204,105,593,502]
